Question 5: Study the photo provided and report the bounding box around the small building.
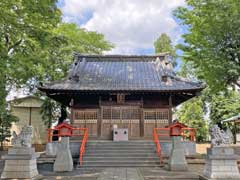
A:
[39,54,205,140]
[9,96,47,144]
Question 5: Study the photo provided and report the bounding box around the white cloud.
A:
[60,0,186,54]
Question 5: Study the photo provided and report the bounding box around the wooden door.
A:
[121,107,140,138]
[144,110,156,137]
[101,106,140,139]
[143,109,169,138]
[73,109,98,137]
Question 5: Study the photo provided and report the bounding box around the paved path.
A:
[97,168,144,180]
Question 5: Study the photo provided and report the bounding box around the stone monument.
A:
[53,137,73,172]
[167,136,188,171]
[1,126,40,179]
[202,125,240,179]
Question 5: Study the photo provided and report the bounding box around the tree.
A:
[174,0,240,92]
[0,0,61,142]
[40,97,59,128]
[210,91,240,125]
[209,90,240,143]
[39,23,113,82]
[176,97,209,142]
[39,23,113,126]
[0,110,18,150]
[0,1,113,133]
[154,33,177,66]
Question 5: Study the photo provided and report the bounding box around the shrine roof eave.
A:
[38,86,205,94]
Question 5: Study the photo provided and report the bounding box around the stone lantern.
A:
[167,121,188,171]
[53,123,73,172]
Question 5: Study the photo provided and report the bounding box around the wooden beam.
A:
[168,95,173,124]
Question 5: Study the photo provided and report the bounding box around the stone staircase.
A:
[77,141,161,168]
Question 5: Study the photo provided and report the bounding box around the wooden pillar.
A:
[29,107,32,126]
[97,96,102,138]
[168,94,173,124]
[140,97,144,137]
[70,98,74,125]
[234,121,237,144]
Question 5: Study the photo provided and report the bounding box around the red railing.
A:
[181,127,195,141]
[153,128,169,164]
[153,126,196,164]
[47,123,88,166]
[79,128,88,166]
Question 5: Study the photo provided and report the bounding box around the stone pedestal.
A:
[54,137,73,172]
[46,141,59,156]
[167,136,188,171]
[202,146,240,179]
[1,147,40,179]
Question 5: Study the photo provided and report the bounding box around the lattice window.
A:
[85,111,98,120]
[144,111,156,120]
[144,109,169,123]
[74,110,98,120]
[156,110,169,120]
[112,108,121,119]
[75,111,85,120]
[102,107,140,120]
[122,108,139,119]
[102,108,111,119]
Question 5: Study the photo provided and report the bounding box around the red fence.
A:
[47,123,88,166]
[153,123,195,164]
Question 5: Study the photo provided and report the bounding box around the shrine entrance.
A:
[100,106,141,139]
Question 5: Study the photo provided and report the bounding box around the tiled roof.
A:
[39,54,205,92]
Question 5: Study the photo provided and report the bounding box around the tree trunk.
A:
[52,105,67,141]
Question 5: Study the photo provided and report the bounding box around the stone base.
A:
[203,146,240,179]
[1,147,40,179]
[168,136,188,171]
[53,137,73,172]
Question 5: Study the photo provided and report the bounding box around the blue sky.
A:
[57,0,187,70]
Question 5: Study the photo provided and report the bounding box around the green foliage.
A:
[154,33,177,66]
[0,1,113,130]
[0,0,61,86]
[0,0,61,146]
[40,97,60,128]
[177,97,208,142]
[210,91,240,125]
[0,110,19,149]
[174,0,240,92]
[208,90,240,143]
[41,23,114,82]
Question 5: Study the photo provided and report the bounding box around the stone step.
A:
[84,143,155,147]
[78,163,163,168]
[83,157,160,161]
[77,140,160,168]
[85,148,155,153]
[85,144,156,148]
[84,153,158,157]
[86,145,156,148]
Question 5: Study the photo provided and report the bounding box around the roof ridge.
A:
[74,53,169,59]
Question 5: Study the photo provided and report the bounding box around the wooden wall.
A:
[71,93,172,139]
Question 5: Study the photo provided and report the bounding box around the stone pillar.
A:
[1,147,40,179]
[54,137,73,172]
[202,146,240,179]
[167,136,188,171]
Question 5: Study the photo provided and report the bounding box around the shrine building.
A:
[39,53,204,140]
